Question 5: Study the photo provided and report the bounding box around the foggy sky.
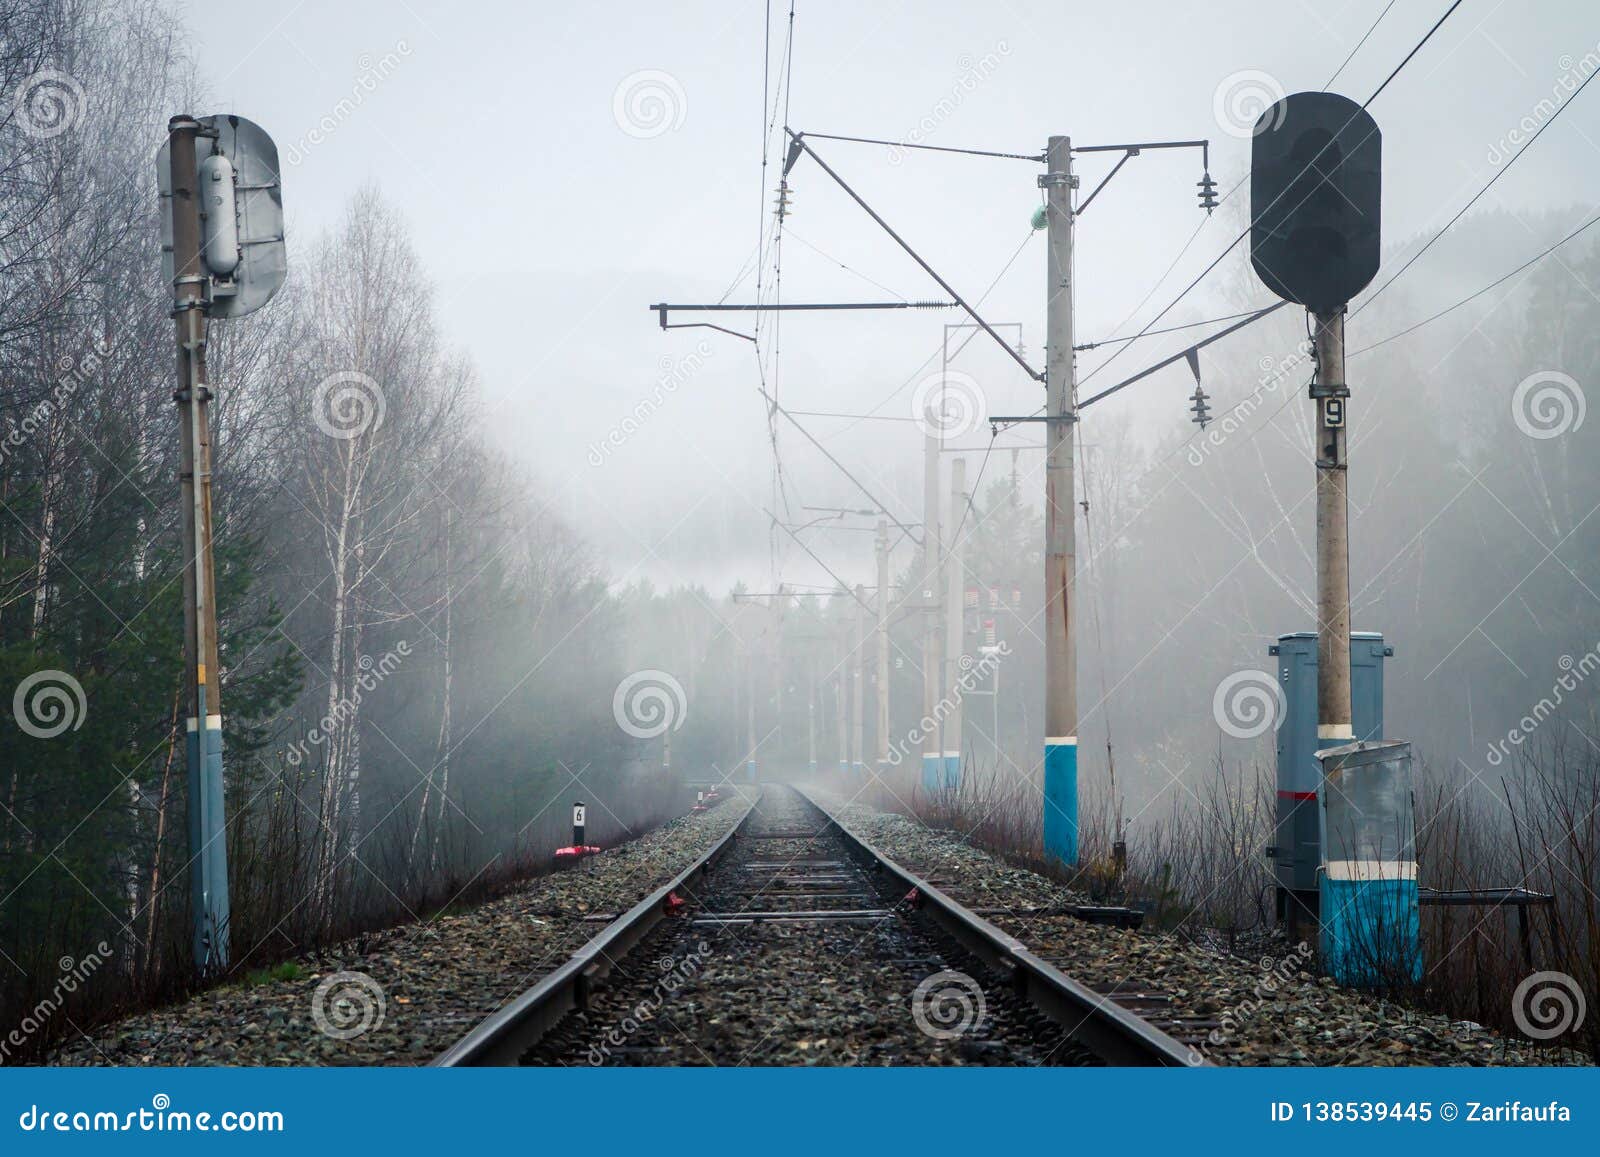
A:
[185,0,1600,592]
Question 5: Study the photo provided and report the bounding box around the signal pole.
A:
[1042,134,1079,864]
[168,116,230,973]
[875,518,890,774]
[920,409,943,791]
[1312,309,1353,745]
[943,457,967,787]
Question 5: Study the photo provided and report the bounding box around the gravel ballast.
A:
[804,783,1590,1067]
[530,786,1094,1066]
[50,794,754,1066]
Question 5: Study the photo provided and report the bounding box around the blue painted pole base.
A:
[746,760,757,782]
[1043,739,1078,866]
[1319,876,1422,986]
[942,753,961,791]
[186,715,231,972]
[921,753,942,792]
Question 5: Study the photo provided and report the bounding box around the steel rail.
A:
[432,793,761,1066]
[793,786,1204,1067]
[436,784,1199,1067]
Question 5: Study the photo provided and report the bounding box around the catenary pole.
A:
[1042,134,1079,864]
[943,457,967,787]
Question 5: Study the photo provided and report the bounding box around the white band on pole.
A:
[1324,859,1417,882]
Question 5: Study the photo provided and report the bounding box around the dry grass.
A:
[869,740,1598,1063]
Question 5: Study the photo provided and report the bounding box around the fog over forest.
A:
[2,0,1598,1063]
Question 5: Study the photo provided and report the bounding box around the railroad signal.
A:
[1249,91,1381,313]
[158,113,288,976]
[157,114,286,318]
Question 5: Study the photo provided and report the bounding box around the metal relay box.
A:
[1269,631,1392,922]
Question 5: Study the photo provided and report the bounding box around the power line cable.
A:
[1349,208,1600,356]
[838,227,1039,436]
[1076,308,1269,351]
[797,131,1044,163]
[1365,0,1461,105]
[1324,0,1399,91]
[1354,57,1600,317]
[784,227,912,301]
[1077,0,1464,388]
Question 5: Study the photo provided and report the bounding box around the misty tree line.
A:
[0,0,691,1047]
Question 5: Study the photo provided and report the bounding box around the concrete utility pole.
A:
[1042,134,1079,864]
[772,590,786,751]
[875,518,891,773]
[731,643,741,775]
[745,645,757,782]
[943,457,967,788]
[836,610,850,774]
[920,408,943,791]
[853,584,867,773]
[806,648,817,775]
[1312,309,1353,746]
[168,116,230,972]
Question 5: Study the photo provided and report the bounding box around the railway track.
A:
[434,784,1197,1066]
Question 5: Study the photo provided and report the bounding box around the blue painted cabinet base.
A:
[1319,877,1422,986]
